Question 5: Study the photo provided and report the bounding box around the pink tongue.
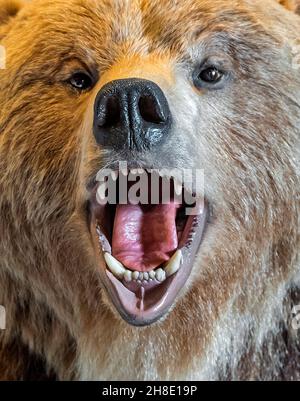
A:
[112,203,179,272]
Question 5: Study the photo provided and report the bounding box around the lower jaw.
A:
[90,203,208,327]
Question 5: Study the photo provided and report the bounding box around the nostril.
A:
[138,95,166,125]
[98,96,121,128]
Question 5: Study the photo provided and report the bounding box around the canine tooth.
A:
[156,268,166,282]
[96,184,107,204]
[104,253,126,279]
[110,171,118,181]
[174,180,183,196]
[164,250,182,277]
[149,270,156,279]
[143,272,149,281]
[120,168,128,176]
[132,271,140,280]
[124,270,132,282]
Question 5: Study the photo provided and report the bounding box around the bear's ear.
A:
[0,0,24,26]
[277,0,300,13]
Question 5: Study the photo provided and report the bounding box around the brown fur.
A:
[0,0,299,380]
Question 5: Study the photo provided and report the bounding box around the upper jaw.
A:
[88,167,208,326]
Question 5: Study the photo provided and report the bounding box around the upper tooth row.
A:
[104,250,182,283]
[107,169,183,184]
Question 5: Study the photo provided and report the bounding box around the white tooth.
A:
[164,250,182,277]
[174,181,183,196]
[104,253,126,279]
[133,271,140,280]
[96,183,107,205]
[110,171,118,181]
[139,272,144,281]
[130,168,144,176]
[159,168,169,178]
[149,270,156,279]
[120,168,128,176]
[143,272,149,281]
[124,270,132,282]
[156,268,166,282]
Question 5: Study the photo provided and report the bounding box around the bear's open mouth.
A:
[89,169,207,326]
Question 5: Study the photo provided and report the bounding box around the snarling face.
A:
[0,0,299,332]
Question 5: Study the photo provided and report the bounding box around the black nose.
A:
[93,78,172,151]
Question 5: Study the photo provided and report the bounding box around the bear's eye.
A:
[200,67,223,83]
[193,65,226,89]
[68,72,94,91]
